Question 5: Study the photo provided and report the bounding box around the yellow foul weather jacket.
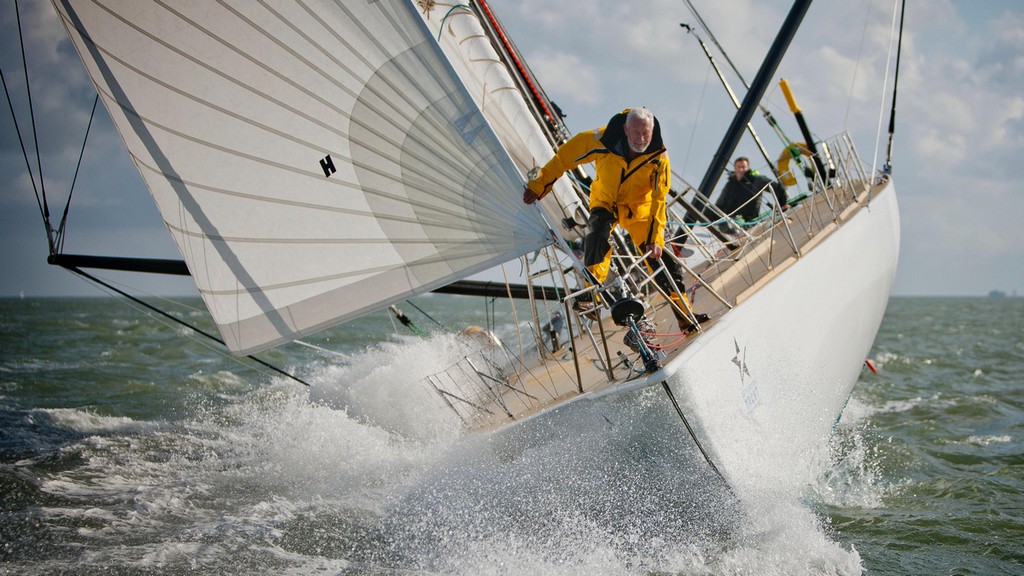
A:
[526,110,671,251]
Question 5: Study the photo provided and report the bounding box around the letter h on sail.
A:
[320,154,337,178]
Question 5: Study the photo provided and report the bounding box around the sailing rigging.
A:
[6,0,904,494]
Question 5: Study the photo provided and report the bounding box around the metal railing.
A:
[419,131,882,427]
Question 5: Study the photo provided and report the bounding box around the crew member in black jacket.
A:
[715,156,789,224]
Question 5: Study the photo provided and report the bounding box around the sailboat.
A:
[21,0,900,494]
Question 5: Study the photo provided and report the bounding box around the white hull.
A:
[600,179,900,492]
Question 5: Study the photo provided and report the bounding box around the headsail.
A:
[51,0,551,354]
[417,4,587,239]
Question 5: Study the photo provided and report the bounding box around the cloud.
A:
[974,10,1024,94]
[526,50,602,107]
[1003,109,1024,145]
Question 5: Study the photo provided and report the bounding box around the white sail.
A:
[51,0,552,354]
[417,5,587,238]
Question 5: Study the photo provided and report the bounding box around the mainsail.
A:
[51,0,552,354]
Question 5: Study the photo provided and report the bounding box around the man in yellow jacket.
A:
[523,107,702,332]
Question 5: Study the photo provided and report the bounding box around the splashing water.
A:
[1,298,882,575]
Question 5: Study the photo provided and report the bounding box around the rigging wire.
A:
[679,0,793,144]
[56,94,100,253]
[501,261,560,401]
[682,0,747,87]
[871,0,903,181]
[87,274,320,377]
[65,268,327,380]
[403,299,446,330]
[291,338,350,359]
[844,0,876,130]
[679,0,805,187]
[1,51,46,244]
[884,0,906,174]
[660,381,729,484]
[681,59,714,179]
[14,0,55,254]
[503,261,529,380]
[62,266,312,387]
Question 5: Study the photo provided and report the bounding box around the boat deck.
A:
[427,172,890,432]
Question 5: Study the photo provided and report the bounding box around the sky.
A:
[1,0,1022,297]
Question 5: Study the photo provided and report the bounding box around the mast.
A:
[697,0,813,200]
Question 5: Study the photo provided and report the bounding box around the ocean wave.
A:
[32,407,156,434]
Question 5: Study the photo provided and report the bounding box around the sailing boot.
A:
[678,313,710,335]
[623,317,656,353]
[572,294,599,321]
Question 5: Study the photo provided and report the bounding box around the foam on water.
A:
[961,434,1012,446]
[304,333,467,440]
[37,407,156,434]
[8,330,884,575]
[814,400,888,510]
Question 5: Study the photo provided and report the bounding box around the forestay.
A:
[52,0,551,354]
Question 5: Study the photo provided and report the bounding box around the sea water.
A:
[1,295,1021,575]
